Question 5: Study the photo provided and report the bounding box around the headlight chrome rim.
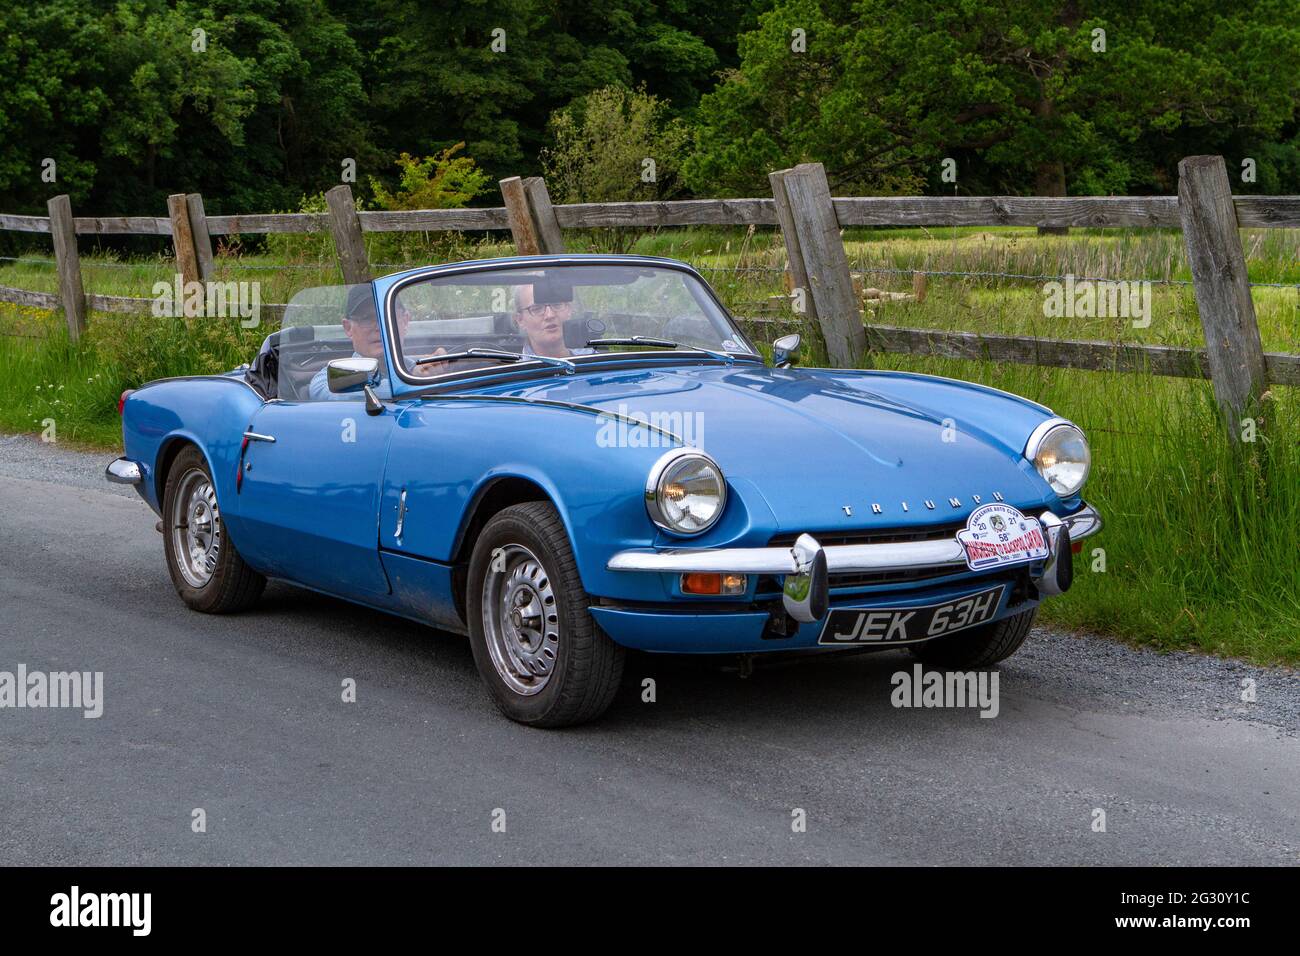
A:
[1025,419,1090,498]
[645,447,727,537]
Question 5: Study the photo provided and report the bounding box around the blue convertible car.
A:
[107,255,1099,726]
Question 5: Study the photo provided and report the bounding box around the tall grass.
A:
[874,355,1300,664]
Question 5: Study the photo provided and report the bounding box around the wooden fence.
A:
[1,155,1296,436]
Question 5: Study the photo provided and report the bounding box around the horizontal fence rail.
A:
[860,326,1300,387]
[6,196,1300,235]
[0,155,1294,440]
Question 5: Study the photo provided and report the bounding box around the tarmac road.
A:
[0,433,1296,865]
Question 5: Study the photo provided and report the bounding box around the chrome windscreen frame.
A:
[380,255,762,389]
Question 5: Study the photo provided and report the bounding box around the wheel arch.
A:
[154,433,217,507]
[450,475,561,624]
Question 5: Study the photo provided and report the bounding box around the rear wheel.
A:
[467,501,625,727]
[162,446,265,613]
[910,607,1037,669]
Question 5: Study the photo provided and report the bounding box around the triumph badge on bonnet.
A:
[853,491,1005,517]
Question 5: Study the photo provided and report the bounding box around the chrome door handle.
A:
[243,431,276,443]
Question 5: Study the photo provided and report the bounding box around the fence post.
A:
[769,169,814,322]
[186,193,215,281]
[167,193,200,288]
[46,194,87,342]
[325,185,371,284]
[1177,155,1270,437]
[500,176,565,255]
[769,163,866,367]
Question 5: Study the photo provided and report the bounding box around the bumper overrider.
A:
[607,503,1101,624]
[106,458,143,484]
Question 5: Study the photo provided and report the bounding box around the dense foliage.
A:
[0,0,1296,216]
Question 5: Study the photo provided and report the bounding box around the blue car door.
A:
[234,398,396,599]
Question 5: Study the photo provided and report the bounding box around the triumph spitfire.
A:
[106,255,1100,726]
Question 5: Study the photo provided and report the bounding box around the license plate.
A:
[817,585,1006,646]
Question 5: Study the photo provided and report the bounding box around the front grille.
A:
[768,521,966,550]
[768,512,1046,591]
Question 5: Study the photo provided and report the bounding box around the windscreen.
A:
[388,264,755,380]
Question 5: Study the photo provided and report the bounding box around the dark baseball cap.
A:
[344,284,377,323]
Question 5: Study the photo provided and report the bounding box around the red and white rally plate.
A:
[955,503,1050,571]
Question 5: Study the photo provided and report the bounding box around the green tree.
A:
[685,0,1300,197]
[329,0,752,185]
[0,0,371,216]
[542,86,692,203]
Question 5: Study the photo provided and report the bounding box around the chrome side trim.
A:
[105,458,142,485]
[242,431,276,443]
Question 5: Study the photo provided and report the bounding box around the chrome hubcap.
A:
[171,469,221,588]
[481,544,560,696]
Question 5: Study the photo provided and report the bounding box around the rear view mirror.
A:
[773,333,802,368]
[327,357,380,394]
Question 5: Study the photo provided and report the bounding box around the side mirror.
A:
[327,356,380,394]
[772,333,802,368]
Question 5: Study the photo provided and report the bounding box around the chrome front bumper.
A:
[607,503,1102,623]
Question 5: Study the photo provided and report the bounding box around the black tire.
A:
[910,607,1037,669]
[162,445,266,614]
[467,501,625,727]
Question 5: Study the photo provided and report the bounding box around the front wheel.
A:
[162,445,266,613]
[910,607,1037,669]
[467,501,625,727]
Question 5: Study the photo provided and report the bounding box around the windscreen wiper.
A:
[413,347,575,373]
[586,336,734,365]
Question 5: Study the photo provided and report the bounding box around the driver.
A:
[513,278,595,358]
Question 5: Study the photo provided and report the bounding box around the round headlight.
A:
[1029,422,1091,498]
[646,450,727,536]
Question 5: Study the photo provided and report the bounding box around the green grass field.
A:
[1,225,1296,664]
